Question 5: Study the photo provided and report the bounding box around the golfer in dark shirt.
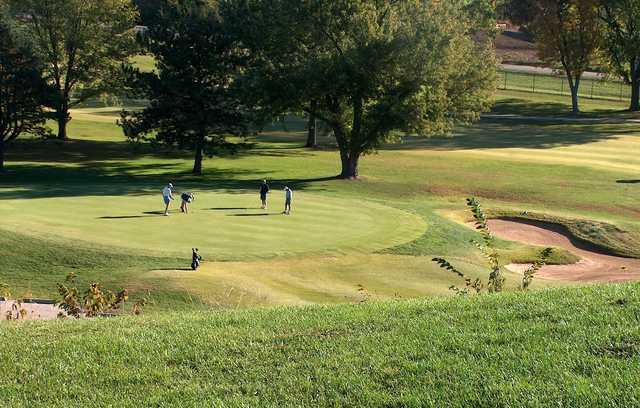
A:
[180,192,195,214]
[260,180,270,209]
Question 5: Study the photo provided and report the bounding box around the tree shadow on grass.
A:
[0,162,334,200]
[7,138,188,164]
[487,98,632,118]
[383,118,639,151]
[500,30,535,43]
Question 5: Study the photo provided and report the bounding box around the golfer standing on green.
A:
[162,182,174,216]
[283,186,293,215]
[260,180,270,209]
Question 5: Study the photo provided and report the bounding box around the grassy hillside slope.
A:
[1,284,639,407]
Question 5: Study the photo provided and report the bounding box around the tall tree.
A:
[0,12,48,172]
[10,0,138,140]
[120,0,253,176]
[529,0,601,114]
[230,0,495,179]
[600,0,640,111]
[305,101,318,148]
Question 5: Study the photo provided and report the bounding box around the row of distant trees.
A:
[1,0,498,176]
[500,0,640,114]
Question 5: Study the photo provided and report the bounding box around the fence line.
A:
[498,69,631,102]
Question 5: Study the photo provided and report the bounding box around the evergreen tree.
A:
[121,0,253,175]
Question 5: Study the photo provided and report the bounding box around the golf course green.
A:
[0,192,426,258]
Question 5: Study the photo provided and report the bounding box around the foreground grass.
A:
[1,283,639,407]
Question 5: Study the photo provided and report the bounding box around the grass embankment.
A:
[1,284,640,407]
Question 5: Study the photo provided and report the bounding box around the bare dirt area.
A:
[487,219,640,282]
[0,300,62,321]
[495,30,540,65]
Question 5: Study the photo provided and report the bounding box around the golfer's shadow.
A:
[229,213,275,217]
[99,215,154,219]
[205,207,253,211]
[98,210,178,219]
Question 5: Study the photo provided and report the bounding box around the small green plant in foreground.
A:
[0,282,11,299]
[1,283,27,320]
[433,198,553,295]
[57,273,139,318]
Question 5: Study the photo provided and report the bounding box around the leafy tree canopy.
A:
[499,0,536,26]
[10,0,138,139]
[529,0,602,114]
[600,0,640,111]
[229,0,496,178]
[0,8,49,171]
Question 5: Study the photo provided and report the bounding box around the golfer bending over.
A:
[260,180,270,209]
[180,192,195,214]
[283,186,293,215]
[162,182,174,216]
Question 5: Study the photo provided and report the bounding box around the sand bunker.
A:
[487,219,640,282]
[0,300,63,321]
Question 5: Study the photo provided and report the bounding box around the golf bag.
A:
[191,248,202,270]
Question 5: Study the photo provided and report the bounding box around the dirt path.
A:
[487,219,640,282]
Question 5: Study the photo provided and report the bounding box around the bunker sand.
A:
[488,219,640,282]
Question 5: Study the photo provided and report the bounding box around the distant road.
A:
[500,64,605,80]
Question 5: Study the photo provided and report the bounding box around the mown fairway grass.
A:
[1,90,639,309]
[1,283,639,407]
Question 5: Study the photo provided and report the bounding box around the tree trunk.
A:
[569,76,581,114]
[306,100,318,148]
[192,133,204,176]
[339,150,359,179]
[0,139,5,172]
[630,76,640,112]
[630,59,640,112]
[306,112,317,148]
[57,105,69,140]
